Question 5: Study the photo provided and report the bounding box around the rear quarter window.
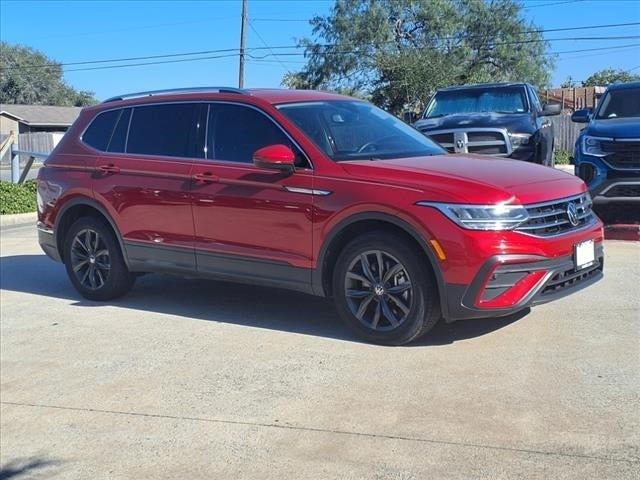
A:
[82,109,120,151]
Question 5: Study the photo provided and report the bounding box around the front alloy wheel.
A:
[333,232,441,345]
[345,250,413,332]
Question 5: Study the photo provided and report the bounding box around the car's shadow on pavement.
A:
[0,254,528,346]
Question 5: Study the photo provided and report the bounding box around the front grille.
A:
[600,140,640,170]
[603,184,640,198]
[421,129,511,156]
[540,259,603,297]
[426,133,455,152]
[516,193,595,237]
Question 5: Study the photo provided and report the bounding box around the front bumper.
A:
[444,243,604,322]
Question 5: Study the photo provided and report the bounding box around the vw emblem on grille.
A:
[566,202,579,227]
[456,139,465,149]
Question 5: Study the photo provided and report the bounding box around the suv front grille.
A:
[420,129,511,156]
[516,194,595,237]
[603,183,640,198]
[600,140,640,170]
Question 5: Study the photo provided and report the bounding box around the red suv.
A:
[37,87,604,345]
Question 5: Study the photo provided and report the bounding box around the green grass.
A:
[554,149,572,165]
[0,180,38,214]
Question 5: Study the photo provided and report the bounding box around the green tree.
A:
[283,0,553,114]
[581,68,640,87]
[0,42,96,106]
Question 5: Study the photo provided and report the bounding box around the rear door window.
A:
[83,109,120,151]
[126,103,206,159]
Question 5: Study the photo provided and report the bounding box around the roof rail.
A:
[103,86,246,103]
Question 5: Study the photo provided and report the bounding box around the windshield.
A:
[277,101,445,161]
[425,86,529,117]
[595,87,640,119]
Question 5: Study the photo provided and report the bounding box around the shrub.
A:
[555,149,572,165]
[0,180,38,214]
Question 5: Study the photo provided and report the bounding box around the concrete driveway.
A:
[1,225,638,479]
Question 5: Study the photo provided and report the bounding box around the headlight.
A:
[418,202,529,230]
[581,135,611,157]
[508,133,532,148]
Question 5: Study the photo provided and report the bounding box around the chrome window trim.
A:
[78,100,313,169]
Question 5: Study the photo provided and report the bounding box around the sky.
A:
[1,0,639,101]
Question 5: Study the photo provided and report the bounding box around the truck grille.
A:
[600,140,640,170]
[516,193,595,237]
[420,129,511,156]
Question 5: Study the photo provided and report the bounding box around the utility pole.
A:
[238,0,248,88]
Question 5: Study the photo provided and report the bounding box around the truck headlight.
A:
[582,135,611,157]
[508,133,532,148]
[418,202,529,230]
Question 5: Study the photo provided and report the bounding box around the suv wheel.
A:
[63,217,135,301]
[333,232,441,345]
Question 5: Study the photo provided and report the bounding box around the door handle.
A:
[192,172,219,183]
[97,164,120,174]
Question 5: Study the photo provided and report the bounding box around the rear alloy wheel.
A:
[333,232,441,345]
[70,228,111,291]
[64,217,135,301]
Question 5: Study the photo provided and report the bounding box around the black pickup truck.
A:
[413,82,561,166]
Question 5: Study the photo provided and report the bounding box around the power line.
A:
[63,53,239,73]
[248,21,289,71]
[523,0,586,9]
[3,21,639,73]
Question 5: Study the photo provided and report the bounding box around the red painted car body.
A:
[37,88,604,322]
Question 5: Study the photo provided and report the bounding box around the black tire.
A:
[332,232,441,346]
[63,216,135,301]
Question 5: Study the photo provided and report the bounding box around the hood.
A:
[584,117,640,139]
[414,112,534,134]
[340,154,586,205]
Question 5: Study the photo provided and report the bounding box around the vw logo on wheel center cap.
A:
[373,284,385,296]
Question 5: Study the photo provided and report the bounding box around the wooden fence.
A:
[1,132,62,165]
[548,114,584,153]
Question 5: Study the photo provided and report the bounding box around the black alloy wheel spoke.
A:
[344,250,414,332]
[71,229,111,291]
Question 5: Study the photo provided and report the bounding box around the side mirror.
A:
[571,108,591,123]
[253,144,295,173]
[541,104,561,116]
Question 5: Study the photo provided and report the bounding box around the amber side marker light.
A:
[429,239,446,261]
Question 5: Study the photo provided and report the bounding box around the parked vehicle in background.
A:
[38,87,602,346]
[571,81,640,203]
[414,82,561,166]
